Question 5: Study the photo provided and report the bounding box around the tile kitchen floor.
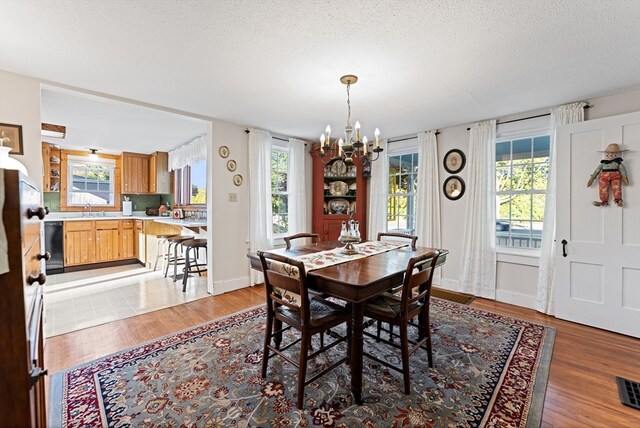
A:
[44,264,210,337]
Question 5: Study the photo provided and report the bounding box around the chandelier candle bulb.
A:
[363,136,368,154]
[375,128,381,148]
[355,121,361,141]
[320,134,325,154]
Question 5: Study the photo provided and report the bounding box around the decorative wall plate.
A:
[218,145,229,158]
[328,198,349,214]
[330,159,347,176]
[443,176,465,200]
[233,174,243,186]
[329,181,348,196]
[349,182,357,191]
[443,149,466,174]
[227,159,237,171]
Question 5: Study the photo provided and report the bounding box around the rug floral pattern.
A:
[51,299,553,427]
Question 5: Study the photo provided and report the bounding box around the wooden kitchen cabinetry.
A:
[121,220,136,259]
[0,170,48,427]
[95,220,120,262]
[149,151,170,194]
[64,221,95,266]
[121,152,150,194]
[42,142,61,192]
[64,219,139,267]
[311,147,368,241]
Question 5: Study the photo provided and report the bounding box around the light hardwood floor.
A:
[46,286,640,427]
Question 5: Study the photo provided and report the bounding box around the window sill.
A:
[496,247,540,267]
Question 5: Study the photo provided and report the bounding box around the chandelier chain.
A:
[346,83,351,126]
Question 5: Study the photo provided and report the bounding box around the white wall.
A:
[0,70,43,189]
[436,88,640,309]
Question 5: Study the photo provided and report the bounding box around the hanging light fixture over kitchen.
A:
[89,149,99,161]
[318,75,383,164]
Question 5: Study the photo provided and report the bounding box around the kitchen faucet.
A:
[84,203,92,217]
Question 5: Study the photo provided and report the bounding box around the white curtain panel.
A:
[367,139,389,240]
[288,138,307,235]
[536,101,587,314]
[168,134,207,171]
[459,120,497,299]
[248,128,273,285]
[416,130,442,282]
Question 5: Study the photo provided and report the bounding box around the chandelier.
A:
[318,75,383,164]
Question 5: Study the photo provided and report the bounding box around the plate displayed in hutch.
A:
[328,198,349,214]
[330,159,347,176]
[329,181,348,196]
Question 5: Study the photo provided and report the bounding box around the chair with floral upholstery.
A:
[258,250,351,409]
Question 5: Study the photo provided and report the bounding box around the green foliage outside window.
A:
[271,149,289,234]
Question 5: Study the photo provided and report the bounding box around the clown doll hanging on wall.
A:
[587,143,629,207]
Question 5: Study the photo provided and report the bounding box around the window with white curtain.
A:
[67,157,115,206]
[495,134,550,249]
[271,146,289,236]
[387,152,418,234]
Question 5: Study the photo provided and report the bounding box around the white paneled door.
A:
[555,111,640,338]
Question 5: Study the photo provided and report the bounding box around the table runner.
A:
[292,241,406,271]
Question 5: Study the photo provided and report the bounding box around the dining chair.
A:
[377,232,418,250]
[362,250,440,394]
[283,232,319,249]
[258,251,351,409]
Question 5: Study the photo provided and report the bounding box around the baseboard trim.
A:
[495,289,537,310]
[212,276,250,295]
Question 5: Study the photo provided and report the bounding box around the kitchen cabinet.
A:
[121,152,150,194]
[121,220,136,259]
[64,219,139,266]
[311,146,368,241]
[149,151,170,194]
[95,220,120,262]
[42,142,61,192]
[64,221,95,266]
[0,170,48,427]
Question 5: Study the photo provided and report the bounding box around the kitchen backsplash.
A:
[43,193,174,213]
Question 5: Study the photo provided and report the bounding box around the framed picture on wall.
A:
[443,149,466,174]
[0,123,24,155]
[443,176,465,200]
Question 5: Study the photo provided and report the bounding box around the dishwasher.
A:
[44,221,64,274]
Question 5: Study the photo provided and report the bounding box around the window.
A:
[496,135,550,249]
[387,152,418,234]
[67,158,115,206]
[174,160,206,205]
[271,147,289,236]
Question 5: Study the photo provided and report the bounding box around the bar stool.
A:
[182,238,208,292]
[153,234,178,272]
[164,235,197,282]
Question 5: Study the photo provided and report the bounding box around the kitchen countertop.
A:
[44,212,206,228]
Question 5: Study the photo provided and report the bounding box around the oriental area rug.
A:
[50,299,555,427]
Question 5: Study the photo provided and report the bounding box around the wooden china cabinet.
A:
[311,144,368,241]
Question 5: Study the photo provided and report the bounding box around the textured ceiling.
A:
[1,0,640,152]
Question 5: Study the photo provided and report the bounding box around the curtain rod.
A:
[245,129,302,144]
[388,130,440,144]
[466,105,591,130]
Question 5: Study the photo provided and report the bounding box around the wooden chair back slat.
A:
[377,232,418,250]
[259,251,310,324]
[400,250,440,314]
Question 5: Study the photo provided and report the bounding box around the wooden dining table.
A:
[247,240,448,405]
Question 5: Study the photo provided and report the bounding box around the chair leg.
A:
[153,238,163,271]
[163,242,173,278]
[297,333,309,409]
[426,330,434,368]
[182,246,191,292]
[262,312,273,378]
[376,320,382,342]
[273,319,283,349]
[400,322,410,394]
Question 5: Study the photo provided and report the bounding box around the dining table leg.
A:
[351,301,365,405]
